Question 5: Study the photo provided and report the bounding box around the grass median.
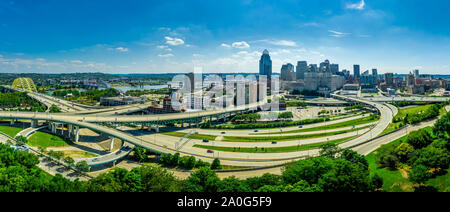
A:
[28,131,73,148]
[194,136,357,153]
[161,131,217,141]
[253,115,379,135]
[221,125,373,142]
[0,126,23,138]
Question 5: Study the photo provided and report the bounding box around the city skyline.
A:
[1,0,450,75]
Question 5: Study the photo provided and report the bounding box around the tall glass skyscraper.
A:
[353,65,361,78]
[259,49,272,77]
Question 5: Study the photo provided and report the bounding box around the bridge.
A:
[2,84,448,168]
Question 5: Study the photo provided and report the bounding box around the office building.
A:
[330,64,339,74]
[259,49,272,77]
[296,61,308,80]
[281,63,296,81]
[353,65,361,78]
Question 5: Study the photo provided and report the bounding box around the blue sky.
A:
[1,0,450,74]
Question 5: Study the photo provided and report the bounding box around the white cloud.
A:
[328,30,350,37]
[232,41,250,49]
[115,47,129,52]
[70,60,83,64]
[263,40,297,47]
[220,43,231,48]
[193,54,202,57]
[165,36,185,46]
[346,0,365,10]
[158,53,174,57]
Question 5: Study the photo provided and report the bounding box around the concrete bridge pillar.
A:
[109,137,115,151]
[10,119,14,126]
[31,120,38,128]
[60,123,64,135]
[73,126,80,142]
[68,125,72,138]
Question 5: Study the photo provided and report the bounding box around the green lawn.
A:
[194,136,357,153]
[381,104,433,135]
[395,104,432,120]
[366,126,449,192]
[0,126,23,138]
[254,115,379,135]
[161,131,217,141]
[28,131,72,148]
[222,125,372,142]
[365,136,414,192]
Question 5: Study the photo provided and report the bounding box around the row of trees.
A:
[52,88,121,102]
[231,113,261,123]
[203,116,331,130]
[0,140,383,192]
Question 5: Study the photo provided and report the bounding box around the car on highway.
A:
[207,150,214,154]
[298,126,303,128]
[203,139,210,143]
[272,141,278,145]
[254,130,259,132]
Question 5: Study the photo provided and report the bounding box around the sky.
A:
[1,0,450,75]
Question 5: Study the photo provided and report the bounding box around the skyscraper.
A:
[330,64,339,74]
[372,69,378,77]
[259,49,272,77]
[385,73,394,85]
[320,60,330,72]
[353,65,360,78]
[413,69,420,78]
[281,63,295,81]
[296,61,308,80]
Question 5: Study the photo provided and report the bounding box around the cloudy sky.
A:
[1,0,450,75]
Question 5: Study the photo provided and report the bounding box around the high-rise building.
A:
[372,69,378,77]
[281,63,296,81]
[309,64,318,72]
[353,65,360,78]
[320,60,330,72]
[407,72,415,86]
[414,69,420,78]
[296,61,308,80]
[385,73,394,85]
[330,64,339,74]
[259,49,272,77]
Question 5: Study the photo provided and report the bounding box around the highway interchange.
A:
[1,86,449,170]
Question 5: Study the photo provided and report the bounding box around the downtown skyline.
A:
[1,0,450,75]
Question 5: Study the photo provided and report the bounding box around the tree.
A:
[15,136,28,146]
[211,158,222,170]
[217,176,251,192]
[182,156,196,170]
[412,146,450,170]
[339,149,368,169]
[395,143,414,163]
[319,143,341,158]
[140,165,181,192]
[371,174,383,191]
[433,112,450,139]
[282,157,334,185]
[409,165,432,184]
[318,160,373,192]
[75,161,90,173]
[183,167,220,192]
[406,129,433,149]
[63,157,75,168]
[132,146,148,163]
